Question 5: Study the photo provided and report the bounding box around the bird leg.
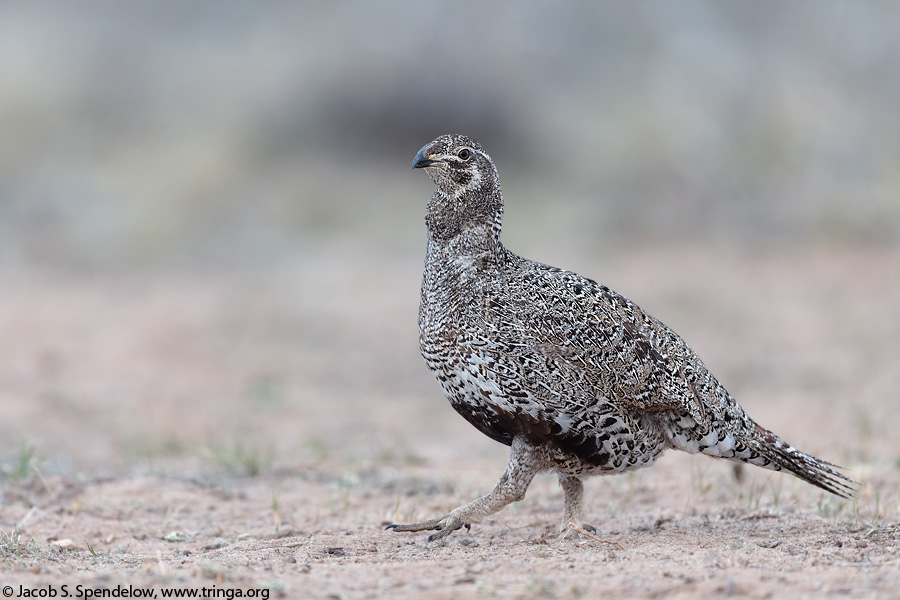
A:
[387,436,541,542]
[558,474,595,533]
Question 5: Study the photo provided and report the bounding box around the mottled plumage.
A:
[387,134,855,542]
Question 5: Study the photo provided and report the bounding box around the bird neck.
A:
[425,187,504,255]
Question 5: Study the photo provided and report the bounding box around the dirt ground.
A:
[1,244,899,599]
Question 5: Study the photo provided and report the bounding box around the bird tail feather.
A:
[744,425,857,498]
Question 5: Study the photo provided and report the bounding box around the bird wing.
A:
[481,262,710,426]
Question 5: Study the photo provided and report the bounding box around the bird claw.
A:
[427,520,471,542]
[385,515,446,533]
[559,521,622,549]
[386,513,471,542]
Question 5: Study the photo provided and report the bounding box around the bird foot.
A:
[559,521,622,549]
[558,520,595,537]
[386,511,472,542]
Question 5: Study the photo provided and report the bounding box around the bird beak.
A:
[412,144,436,169]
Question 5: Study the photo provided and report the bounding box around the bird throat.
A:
[425,188,504,254]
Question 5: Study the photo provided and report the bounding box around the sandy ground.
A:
[1,244,899,599]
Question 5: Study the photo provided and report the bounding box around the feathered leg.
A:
[558,474,595,532]
[387,436,541,542]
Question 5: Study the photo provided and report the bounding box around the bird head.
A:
[412,134,496,197]
[414,134,503,245]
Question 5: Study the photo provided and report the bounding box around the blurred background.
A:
[1,2,898,481]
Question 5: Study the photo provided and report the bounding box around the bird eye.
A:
[457,148,471,160]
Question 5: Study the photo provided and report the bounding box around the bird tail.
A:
[740,424,857,498]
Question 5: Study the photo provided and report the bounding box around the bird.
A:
[386,134,856,542]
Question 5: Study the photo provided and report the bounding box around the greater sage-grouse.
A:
[387,134,855,542]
